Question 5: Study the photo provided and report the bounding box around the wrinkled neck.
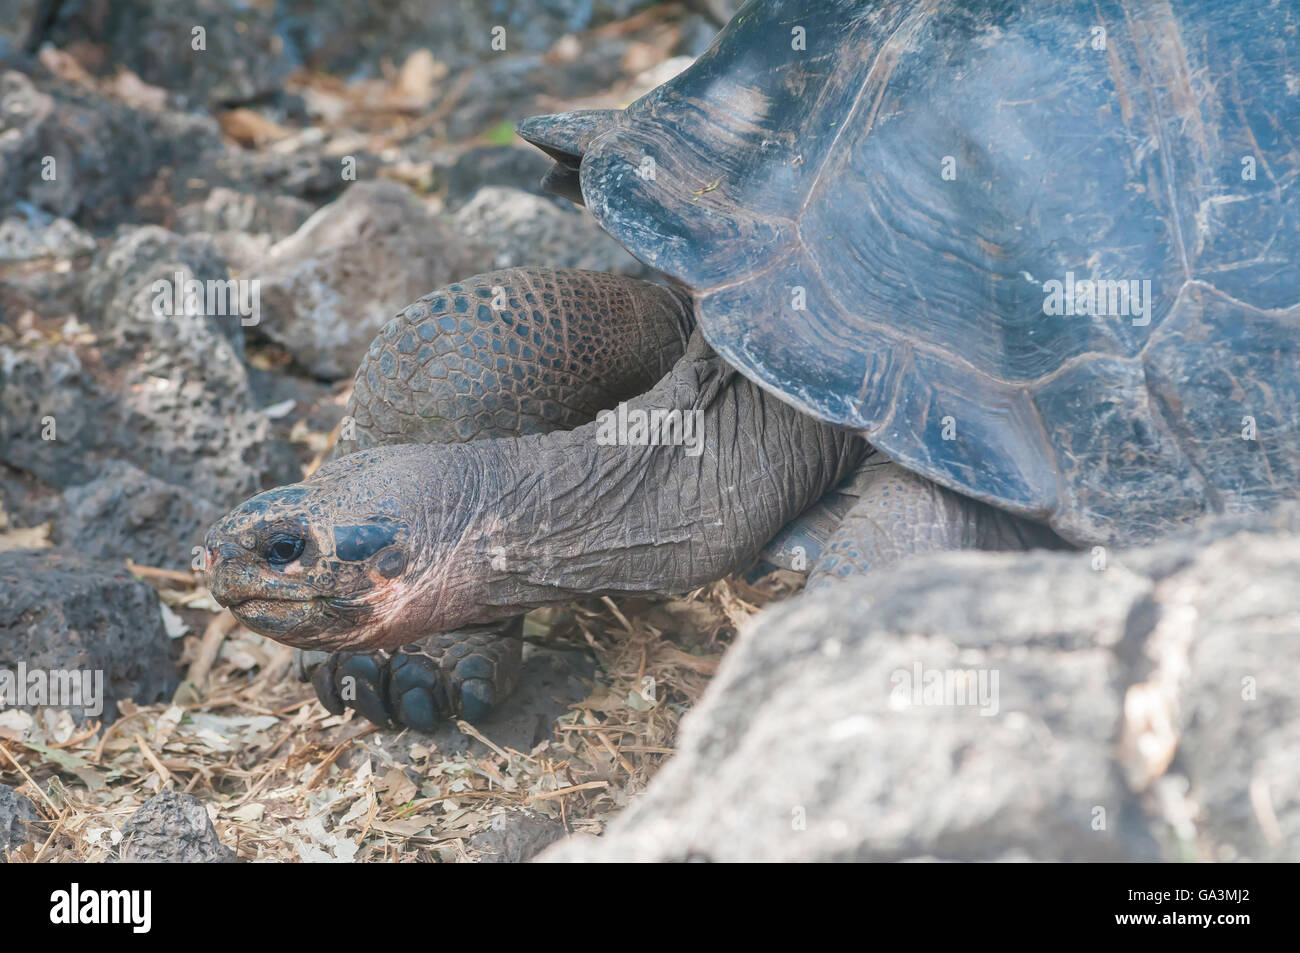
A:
[411,336,865,632]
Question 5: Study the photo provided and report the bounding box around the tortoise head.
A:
[204,447,456,652]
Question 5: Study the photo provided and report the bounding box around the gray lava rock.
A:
[119,791,234,863]
[0,332,297,510]
[82,225,240,351]
[54,460,222,571]
[210,148,363,207]
[0,1,40,58]
[254,180,485,380]
[469,812,566,863]
[174,187,315,241]
[0,548,177,723]
[452,186,650,278]
[0,341,102,488]
[0,209,97,325]
[0,70,224,229]
[0,214,96,262]
[274,1,663,140]
[0,224,299,507]
[443,146,555,209]
[0,783,40,861]
[542,509,1300,862]
[437,36,637,142]
[97,359,297,508]
[0,67,341,236]
[37,0,289,110]
[277,0,648,77]
[173,189,316,277]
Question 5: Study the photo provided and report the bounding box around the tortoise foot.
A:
[296,618,524,731]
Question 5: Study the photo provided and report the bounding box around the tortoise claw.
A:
[458,678,498,722]
[295,619,524,731]
[388,650,449,732]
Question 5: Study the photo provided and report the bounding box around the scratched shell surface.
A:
[579,0,1300,546]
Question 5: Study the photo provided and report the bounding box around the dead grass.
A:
[0,570,801,862]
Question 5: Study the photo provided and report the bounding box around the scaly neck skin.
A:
[409,333,866,633]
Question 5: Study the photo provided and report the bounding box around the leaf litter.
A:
[1,566,801,862]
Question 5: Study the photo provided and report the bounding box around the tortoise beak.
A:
[204,542,260,609]
[516,109,624,207]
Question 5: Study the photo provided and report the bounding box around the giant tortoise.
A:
[206,0,1299,730]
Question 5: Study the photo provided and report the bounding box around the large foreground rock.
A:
[0,549,177,723]
[543,509,1300,862]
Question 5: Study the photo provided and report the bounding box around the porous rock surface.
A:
[543,508,1300,862]
[0,548,177,723]
[253,180,486,380]
[452,186,651,279]
[0,783,40,860]
[119,791,235,863]
[53,460,222,571]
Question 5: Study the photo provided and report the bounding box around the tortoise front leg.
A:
[300,619,523,731]
[807,450,1072,587]
[343,267,693,451]
[298,268,692,729]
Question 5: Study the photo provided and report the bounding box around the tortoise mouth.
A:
[222,592,383,652]
[220,595,318,620]
[225,595,308,608]
[225,596,327,642]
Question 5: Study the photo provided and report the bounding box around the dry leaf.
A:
[0,521,52,551]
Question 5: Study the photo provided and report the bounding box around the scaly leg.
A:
[808,450,1071,587]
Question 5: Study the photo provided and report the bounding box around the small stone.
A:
[0,784,40,861]
[119,791,235,863]
[468,812,566,863]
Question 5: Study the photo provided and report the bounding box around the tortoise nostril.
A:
[206,543,242,574]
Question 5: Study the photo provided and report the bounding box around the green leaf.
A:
[485,120,517,146]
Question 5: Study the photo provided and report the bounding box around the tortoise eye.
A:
[266,534,304,566]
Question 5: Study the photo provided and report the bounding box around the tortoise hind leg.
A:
[753,470,865,574]
[807,450,1071,588]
